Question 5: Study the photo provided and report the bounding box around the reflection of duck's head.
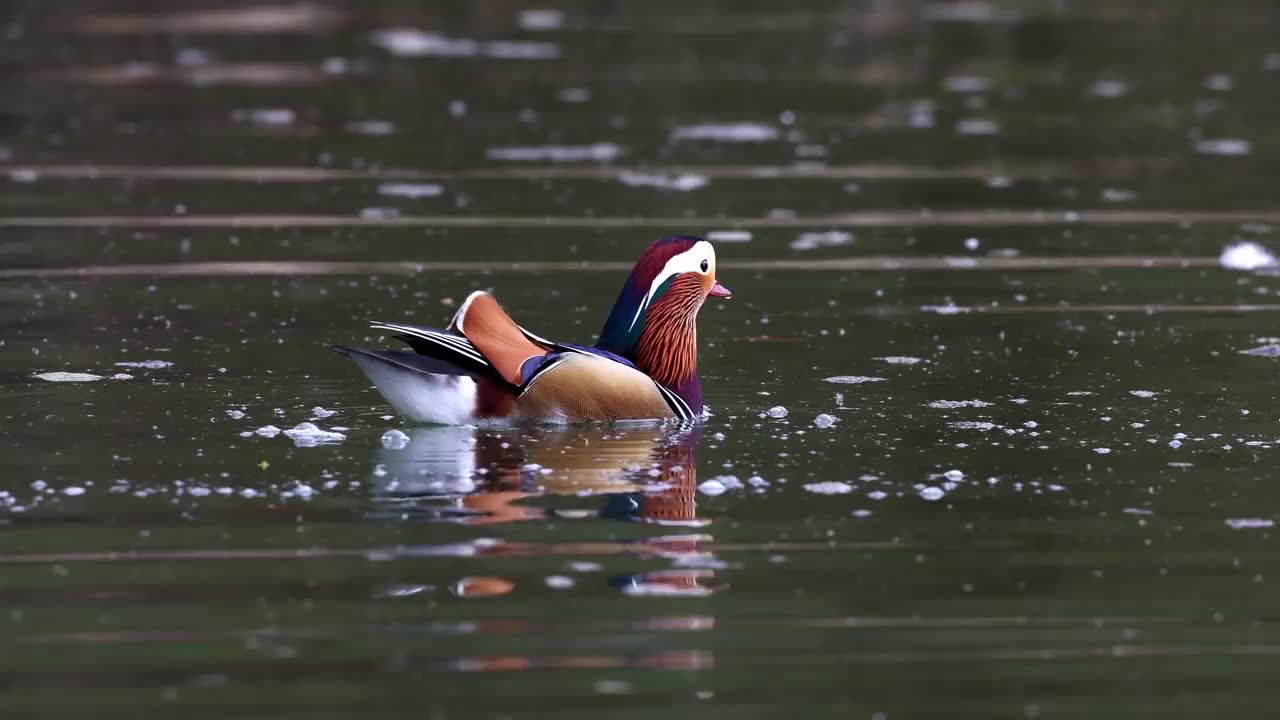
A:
[370,424,704,526]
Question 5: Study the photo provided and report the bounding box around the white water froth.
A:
[34,372,103,382]
[928,399,994,409]
[617,171,707,191]
[231,108,294,126]
[1240,344,1280,357]
[918,486,945,501]
[1225,518,1274,529]
[1089,79,1130,97]
[284,422,346,446]
[381,429,411,449]
[518,9,565,31]
[378,182,444,199]
[922,303,971,315]
[877,356,924,365]
[706,230,753,243]
[790,231,853,251]
[371,29,559,60]
[486,143,623,162]
[1196,138,1251,156]
[670,122,779,143]
[1220,241,1278,271]
[950,421,997,430]
[698,479,727,496]
[803,481,854,495]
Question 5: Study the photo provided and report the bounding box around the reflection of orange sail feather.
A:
[385,426,707,527]
[636,435,701,525]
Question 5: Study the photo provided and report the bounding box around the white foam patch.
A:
[1089,79,1130,97]
[381,429,411,449]
[231,108,294,126]
[950,421,997,430]
[670,122,779,143]
[1128,390,1158,399]
[922,303,971,315]
[347,120,395,136]
[1225,518,1274,529]
[803,481,853,495]
[114,360,173,369]
[378,182,444,199]
[34,372,103,382]
[956,118,1000,136]
[706,230,753,243]
[486,41,561,60]
[877,356,924,365]
[943,75,989,93]
[1197,138,1251,156]
[617,171,707,191]
[370,29,559,60]
[284,423,346,446]
[1220,241,1278,270]
[486,143,623,162]
[824,375,886,384]
[518,9,565,30]
[557,87,590,103]
[698,479,727,496]
[790,231,853,251]
[928,399,994,409]
[1240,344,1280,357]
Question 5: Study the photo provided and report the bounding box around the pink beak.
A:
[709,281,732,298]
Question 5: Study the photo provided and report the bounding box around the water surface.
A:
[4,1,1280,717]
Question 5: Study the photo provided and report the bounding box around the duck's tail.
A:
[330,345,504,425]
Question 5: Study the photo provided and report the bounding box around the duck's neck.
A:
[633,284,703,410]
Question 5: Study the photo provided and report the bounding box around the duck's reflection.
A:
[368,424,726,597]
[370,424,707,527]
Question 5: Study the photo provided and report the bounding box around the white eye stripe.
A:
[627,240,715,333]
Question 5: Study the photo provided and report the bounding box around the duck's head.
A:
[596,236,730,382]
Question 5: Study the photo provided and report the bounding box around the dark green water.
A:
[4,1,1280,717]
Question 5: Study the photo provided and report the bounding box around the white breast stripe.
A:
[654,382,693,422]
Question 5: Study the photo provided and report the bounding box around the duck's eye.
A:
[700,259,709,272]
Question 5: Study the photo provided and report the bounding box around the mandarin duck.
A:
[332,236,730,424]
